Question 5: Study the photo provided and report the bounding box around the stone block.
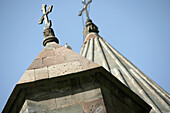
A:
[82,98,106,113]
[36,49,54,59]
[27,58,43,70]
[79,58,100,71]
[53,47,75,56]
[21,100,48,113]
[18,70,35,84]
[51,104,83,113]
[53,47,66,56]
[35,67,48,80]
[42,55,65,67]
[56,95,73,108]
[72,88,103,105]
[45,42,63,49]
[64,52,83,62]
[48,61,83,78]
[39,98,56,110]
[20,99,56,113]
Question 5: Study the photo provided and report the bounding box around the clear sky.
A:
[0,0,170,111]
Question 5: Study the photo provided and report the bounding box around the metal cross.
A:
[39,4,53,29]
[78,0,92,20]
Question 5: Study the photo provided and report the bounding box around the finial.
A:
[39,4,59,46]
[83,19,99,36]
[78,0,92,21]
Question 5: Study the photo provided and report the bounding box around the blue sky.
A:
[0,0,170,111]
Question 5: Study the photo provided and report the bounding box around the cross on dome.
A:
[39,4,53,29]
[78,0,92,21]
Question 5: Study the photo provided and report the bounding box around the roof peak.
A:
[83,19,99,37]
[78,0,99,36]
[18,42,101,84]
[43,28,59,46]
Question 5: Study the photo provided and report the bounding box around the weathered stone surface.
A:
[18,70,35,84]
[43,55,65,67]
[20,99,56,113]
[52,104,83,113]
[48,61,83,78]
[72,88,102,105]
[79,58,99,71]
[39,98,56,110]
[56,95,73,108]
[20,100,50,113]
[63,51,84,62]
[35,67,48,80]
[82,98,106,113]
[53,47,65,56]
[27,58,43,70]
[45,42,63,50]
[36,49,54,59]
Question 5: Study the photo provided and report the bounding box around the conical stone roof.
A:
[80,23,170,113]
